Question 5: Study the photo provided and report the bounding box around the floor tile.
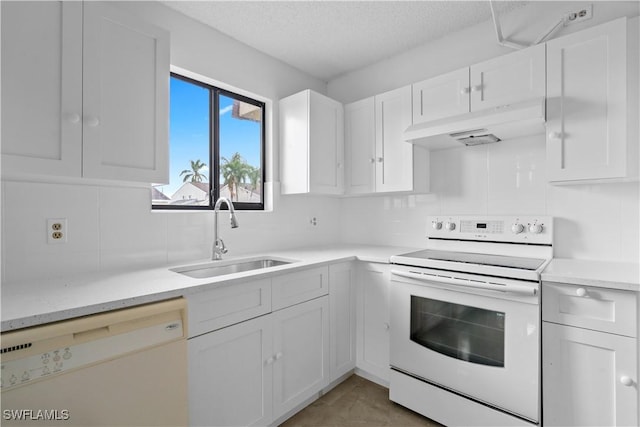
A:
[280,375,442,427]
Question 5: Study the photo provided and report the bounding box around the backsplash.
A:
[339,134,640,263]
[1,181,341,283]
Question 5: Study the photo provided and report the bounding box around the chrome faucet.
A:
[212,197,239,260]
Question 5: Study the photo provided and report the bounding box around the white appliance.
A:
[1,298,188,426]
[403,98,546,150]
[389,215,553,427]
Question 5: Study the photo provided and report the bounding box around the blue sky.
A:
[160,77,262,197]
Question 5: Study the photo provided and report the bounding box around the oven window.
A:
[410,296,505,367]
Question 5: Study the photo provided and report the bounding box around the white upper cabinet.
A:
[412,43,545,125]
[1,1,169,183]
[1,1,83,177]
[344,97,376,194]
[470,43,546,111]
[82,2,169,183]
[412,68,469,124]
[546,17,639,183]
[345,87,429,195]
[280,90,344,195]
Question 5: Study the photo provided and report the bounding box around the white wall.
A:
[3,1,639,284]
[1,1,341,283]
[330,1,640,263]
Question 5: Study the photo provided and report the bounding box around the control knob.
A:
[529,223,544,234]
[445,221,456,231]
[432,221,443,230]
[511,223,524,234]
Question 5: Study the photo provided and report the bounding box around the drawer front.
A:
[272,266,329,311]
[542,282,637,337]
[187,279,272,337]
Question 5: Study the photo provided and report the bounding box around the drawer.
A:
[187,278,272,337]
[542,282,637,337]
[272,266,329,311]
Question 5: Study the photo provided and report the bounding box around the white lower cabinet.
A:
[188,266,335,426]
[189,296,329,426]
[272,296,330,417]
[542,281,638,427]
[543,322,637,427]
[189,315,274,427]
[356,262,391,384]
[329,262,356,382]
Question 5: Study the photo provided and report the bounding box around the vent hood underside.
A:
[403,98,546,150]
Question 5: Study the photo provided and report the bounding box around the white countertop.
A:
[5,246,638,333]
[1,244,415,332]
[542,258,640,292]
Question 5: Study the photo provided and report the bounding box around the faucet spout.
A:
[213,197,239,260]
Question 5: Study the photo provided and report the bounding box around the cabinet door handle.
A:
[384,322,390,331]
[369,158,376,164]
[471,85,482,92]
[85,116,100,127]
[575,288,587,297]
[274,352,283,361]
[620,376,634,387]
[460,87,471,95]
[377,157,384,163]
[65,113,81,124]
[548,131,563,140]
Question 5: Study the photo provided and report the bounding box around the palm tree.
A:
[247,166,261,195]
[179,159,208,183]
[221,153,250,201]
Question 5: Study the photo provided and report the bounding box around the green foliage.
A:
[179,159,208,183]
[221,153,261,201]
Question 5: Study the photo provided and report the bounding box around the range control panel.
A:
[427,215,553,245]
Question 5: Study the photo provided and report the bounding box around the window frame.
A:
[153,72,266,211]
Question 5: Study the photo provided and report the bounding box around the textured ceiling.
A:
[161,1,531,81]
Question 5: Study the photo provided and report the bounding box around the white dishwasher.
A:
[1,298,188,426]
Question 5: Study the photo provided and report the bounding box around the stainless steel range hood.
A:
[403,97,546,150]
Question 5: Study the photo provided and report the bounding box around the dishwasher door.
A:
[1,298,188,426]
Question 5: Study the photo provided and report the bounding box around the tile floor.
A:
[280,374,443,427]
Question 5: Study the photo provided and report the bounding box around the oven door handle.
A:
[390,270,537,296]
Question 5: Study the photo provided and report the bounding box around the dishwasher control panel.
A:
[1,318,184,391]
[1,346,76,390]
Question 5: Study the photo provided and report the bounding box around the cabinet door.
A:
[1,1,82,177]
[356,262,391,384]
[82,2,169,183]
[189,316,274,427]
[375,86,414,193]
[272,296,329,417]
[543,322,638,427]
[329,262,356,382]
[412,67,470,124]
[309,91,344,195]
[470,43,545,111]
[546,19,628,182]
[344,97,376,194]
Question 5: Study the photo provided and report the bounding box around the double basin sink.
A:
[170,257,296,279]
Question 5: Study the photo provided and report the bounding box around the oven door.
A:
[390,265,540,423]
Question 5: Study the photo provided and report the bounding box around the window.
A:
[153,73,265,210]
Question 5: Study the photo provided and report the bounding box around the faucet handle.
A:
[216,238,228,254]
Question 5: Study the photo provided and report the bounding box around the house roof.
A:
[151,187,170,201]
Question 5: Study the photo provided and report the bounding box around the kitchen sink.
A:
[170,257,296,279]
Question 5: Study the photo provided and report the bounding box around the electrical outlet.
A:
[47,218,67,244]
[564,4,592,25]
